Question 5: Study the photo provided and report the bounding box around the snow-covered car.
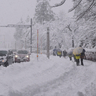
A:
[15,50,30,63]
[0,49,13,67]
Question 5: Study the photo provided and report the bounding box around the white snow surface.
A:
[0,53,96,96]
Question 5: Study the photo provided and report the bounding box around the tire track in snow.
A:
[8,57,73,96]
[9,57,95,96]
[25,66,94,96]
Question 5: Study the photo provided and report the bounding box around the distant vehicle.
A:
[15,50,30,63]
[0,49,13,67]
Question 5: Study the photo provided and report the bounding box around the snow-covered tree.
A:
[31,10,73,51]
[51,0,96,21]
[34,0,55,24]
[73,0,96,48]
[50,0,96,48]
[14,19,30,49]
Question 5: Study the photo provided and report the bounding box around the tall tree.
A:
[73,0,96,48]
[14,19,30,49]
[34,0,55,24]
[50,0,96,48]
[51,0,96,21]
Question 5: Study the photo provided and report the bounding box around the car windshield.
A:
[18,50,28,54]
[0,51,7,56]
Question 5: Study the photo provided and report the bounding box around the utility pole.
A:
[30,18,32,53]
[72,36,74,48]
[0,18,33,53]
[15,41,16,50]
[47,27,50,59]
[37,29,39,60]
[25,38,26,49]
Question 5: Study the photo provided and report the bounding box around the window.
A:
[0,51,7,56]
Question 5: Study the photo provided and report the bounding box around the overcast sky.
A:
[0,0,73,48]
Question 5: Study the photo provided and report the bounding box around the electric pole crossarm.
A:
[0,25,31,28]
[7,24,31,28]
[0,26,8,27]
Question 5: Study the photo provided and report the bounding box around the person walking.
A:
[73,45,86,66]
[53,46,57,56]
[74,54,81,66]
[68,52,73,60]
[80,48,86,66]
[67,48,74,61]
[63,50,67,58]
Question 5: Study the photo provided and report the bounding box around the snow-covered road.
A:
[0,53,96,96]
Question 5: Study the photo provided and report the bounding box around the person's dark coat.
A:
[80,49,86,59]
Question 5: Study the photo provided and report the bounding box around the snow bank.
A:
[0,53,96,96]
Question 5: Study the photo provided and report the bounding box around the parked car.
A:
[15,50,30,63]
[0,49,13,67]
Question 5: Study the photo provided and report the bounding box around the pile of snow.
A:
[0,53,96,96]
[85,48,96,52]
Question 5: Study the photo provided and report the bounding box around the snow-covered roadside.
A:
[0,54,73,96]
[9,60,96,96]
[0,53,96,96]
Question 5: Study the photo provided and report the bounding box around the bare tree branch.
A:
[26,31,30,37]
[74,27,78,32]
[76,0,95,21]
[51,0,66,8]
[66,24,72,32]
[68,0,82,12]
[50,0,95,21]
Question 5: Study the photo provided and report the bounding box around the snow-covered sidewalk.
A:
[0,53,96,96]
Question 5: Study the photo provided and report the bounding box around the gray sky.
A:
[0,0,73,48]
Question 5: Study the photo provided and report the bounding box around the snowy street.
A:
[0,0,96,96]
[0,53,96,96]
